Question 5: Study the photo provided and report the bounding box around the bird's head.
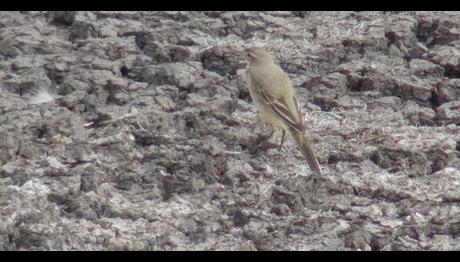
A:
[244,47,273,65]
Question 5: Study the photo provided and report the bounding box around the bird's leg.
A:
[278,129,286,152]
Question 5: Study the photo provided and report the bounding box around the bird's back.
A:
[248,63,289,95]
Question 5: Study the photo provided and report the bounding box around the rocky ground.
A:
[0,11,460,250]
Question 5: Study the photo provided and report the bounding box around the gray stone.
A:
[436,101,460,125]
[1,10,460,251]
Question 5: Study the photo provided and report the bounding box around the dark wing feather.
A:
[259,90,304,132]
[292,96,305,129]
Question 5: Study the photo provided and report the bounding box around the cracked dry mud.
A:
[1,11,460,250]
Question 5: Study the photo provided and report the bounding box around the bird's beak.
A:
[240,51,249,62]
[244,48,254,55]
[243,48,255,61]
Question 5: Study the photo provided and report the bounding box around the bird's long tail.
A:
[289,128,322,175]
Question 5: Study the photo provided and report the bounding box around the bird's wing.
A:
[257,84,304,133]
[292,95,305,127]
[248,65,305,132]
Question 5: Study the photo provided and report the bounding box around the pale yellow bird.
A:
[243,47,322,175]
